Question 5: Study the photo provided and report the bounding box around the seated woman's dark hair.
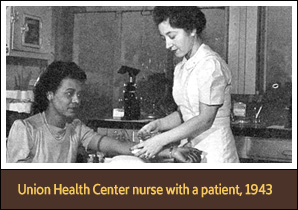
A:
[153,6,206,35]
[32,61,87,114]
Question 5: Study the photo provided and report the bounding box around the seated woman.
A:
[6,61,201,163]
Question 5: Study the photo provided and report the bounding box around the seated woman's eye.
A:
[66,92,73,97]
[77,93,83,99]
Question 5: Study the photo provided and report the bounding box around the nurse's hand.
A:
[130,135,164,159]
[137,120,161,141]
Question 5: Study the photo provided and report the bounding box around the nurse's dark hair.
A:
[153,6,206,35]
[32,61,87,114]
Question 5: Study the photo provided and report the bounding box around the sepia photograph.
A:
[2,2,297,209]
[2,2,296,169]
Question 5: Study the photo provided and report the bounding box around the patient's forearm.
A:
[89,136,136,156]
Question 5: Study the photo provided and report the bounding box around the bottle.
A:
[118,66,141,120]
[113,98,124,120]
[123,77,140,120]
[252,106,261,124]
[87,154,95,163]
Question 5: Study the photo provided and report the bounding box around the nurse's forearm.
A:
[158,111,183,131]
[157,103,219,146]
[157,113,215,146]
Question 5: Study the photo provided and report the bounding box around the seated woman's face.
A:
[49,78,84,119]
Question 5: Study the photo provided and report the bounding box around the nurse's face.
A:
[158,19,196,58]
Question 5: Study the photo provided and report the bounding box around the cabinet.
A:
[6,6,54,61]
[235,136,292,162]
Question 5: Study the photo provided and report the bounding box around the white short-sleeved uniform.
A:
[173,44,239,163]
[6,112,102,163]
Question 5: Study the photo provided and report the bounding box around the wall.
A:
[228,7,259,94]
[72,7,176,121]
[73,11,119,121]
[6,57,47,90]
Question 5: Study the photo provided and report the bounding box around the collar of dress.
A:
[180,43,211,71]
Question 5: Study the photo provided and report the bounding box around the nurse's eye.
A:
[169,35,176,40]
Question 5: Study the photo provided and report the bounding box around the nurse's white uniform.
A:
[173,44,239,163]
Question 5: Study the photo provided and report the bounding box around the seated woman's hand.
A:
[171,147,202,163]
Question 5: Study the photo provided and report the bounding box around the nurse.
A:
[132,6,239,163]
